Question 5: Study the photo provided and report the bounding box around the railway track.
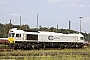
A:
[0,46,88,52]
[0,49,89,56]
[0,55,89,59]
[0,48,89,59]
[0,49,12,52]
[0,52,89,60]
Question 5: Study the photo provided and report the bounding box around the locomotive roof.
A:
[9,28,24,33]
[9,28,83,37]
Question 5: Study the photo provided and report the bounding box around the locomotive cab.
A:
[8,32,15,43]
[78,33,85,43]
[8,28,24,43]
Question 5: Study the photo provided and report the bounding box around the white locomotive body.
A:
[8,28,85,49]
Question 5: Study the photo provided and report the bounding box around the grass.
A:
[0,44,90,60]
[0,44,10,49]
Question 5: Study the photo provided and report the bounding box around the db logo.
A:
[48,35,53,40]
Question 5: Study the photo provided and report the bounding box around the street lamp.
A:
[79,16,83,33]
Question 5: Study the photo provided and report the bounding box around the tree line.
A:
[0,23,90,41]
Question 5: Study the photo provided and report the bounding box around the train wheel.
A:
[60,44,64,49]
[76,44,78,48]
[59,44,62,49]
[67,44,71,48]
[17,43,24,49]
[43,45,45,49]
[78,44,83,48]
[64,44,67,48]
[9,44,14,49]
[36,44,40,50]
[32,45,35,50]
[14,44,18,50]
[26,43,31,50]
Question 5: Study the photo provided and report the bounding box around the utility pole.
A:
[69,21,71,30]
[39,25,41,31]
[56,24,58,33]
[68,21,71,33]
[20,15,21,29]
[79,17,83,33]
[37,13,38,31]
[48,27,49,32]
[85,31,86,41]
[10,19,11,29]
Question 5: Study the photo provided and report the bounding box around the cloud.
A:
[60,18,65,19]
[9,14,20,16]
[71,3,77,6]
[0,1,9,4]
[83,18,90,22]
[48,0,63,2]
[62,3,77,8]
[2,9,9,12]
[47,0,85,8]
[71,3,85,8]
[62,4,69,7]
[88,5,90,7]
[48,0,80,2]
[62,4,85,8]
[67,0,80,2]
[77,5,85,8]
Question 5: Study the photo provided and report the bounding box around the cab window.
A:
[80,37,84,40]
[16,34,21,37]
[8,33,15,37]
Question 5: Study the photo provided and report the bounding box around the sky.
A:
[0,0,90,33]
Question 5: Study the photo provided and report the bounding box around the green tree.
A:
[20,24,30,30]
[0,22,90,40]
[0,23,4,37]
[49,27,56,32]
[13,25,20,29]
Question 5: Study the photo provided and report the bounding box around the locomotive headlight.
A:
[8,37,15,43]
